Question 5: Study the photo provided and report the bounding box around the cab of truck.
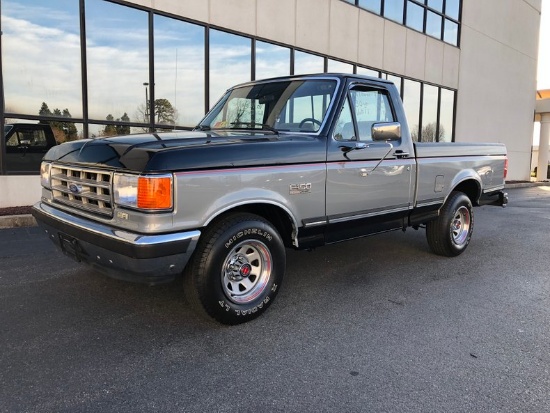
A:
[4,123,57,173]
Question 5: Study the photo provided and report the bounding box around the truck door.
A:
[325,81,415,242]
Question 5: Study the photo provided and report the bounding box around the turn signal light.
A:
[137,176,173,209]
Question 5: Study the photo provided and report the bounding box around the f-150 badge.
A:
[289,183,311,195]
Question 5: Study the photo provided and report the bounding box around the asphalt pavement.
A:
[1,186,550,412]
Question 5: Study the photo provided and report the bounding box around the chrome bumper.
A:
[32,202,201,284]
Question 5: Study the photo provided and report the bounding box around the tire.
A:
[183,213,286,325]
[426,191,474,257]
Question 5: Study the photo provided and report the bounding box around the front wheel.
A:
[426,191,474,257]
[183,213,286,325]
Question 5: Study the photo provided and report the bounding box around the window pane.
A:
[256,41,290,80]
[421,84,439,142]
[155,16,205,128]
[333,98,355,141]
[86,1,148,122]
[4,120,82,172]
[383,0,404,24]
[209,30,251,107]
[439,88,454,142]
[356,67,380,77]
[427,0,443,12]
[327,59,354,73]
[386,74,402,96]
[406,1,424,32]
[403,79,421,141]
[2,0,82,118]
[350,89,395,140]
[444,19,459,46]
[294,51,324,75]
[358,0,381,14]
[426,10,442,39]
[445,0,460,20]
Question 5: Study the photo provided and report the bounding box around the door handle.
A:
[393,150,409,159]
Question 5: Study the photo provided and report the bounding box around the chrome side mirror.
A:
[372,122,401,141]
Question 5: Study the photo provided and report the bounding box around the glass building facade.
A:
[0,0,459,174]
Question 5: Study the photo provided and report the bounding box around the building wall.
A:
[138,0,460,89]
[0,176,41,208]
[455,0,541,180]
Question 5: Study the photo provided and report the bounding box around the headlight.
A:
[40,162,51,189]
[114,173,173,211]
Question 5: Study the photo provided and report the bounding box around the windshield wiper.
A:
[230,122,277,133]
[195,124,211,131]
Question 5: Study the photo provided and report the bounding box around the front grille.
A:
[50,164,114,217]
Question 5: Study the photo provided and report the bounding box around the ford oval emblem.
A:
[68,183,83,194]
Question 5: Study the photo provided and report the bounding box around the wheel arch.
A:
[448,175,482,206]
[204,202,298,249]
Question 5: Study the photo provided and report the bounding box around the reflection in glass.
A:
[256,41,290,80]
[444,19,459,46]
[2,0,82,118]
[86,0,148,123]
[439,88,454,142]
[426,10,442,39]
[383,0,404,24]
[4,120,83,172]
[327,59,354,73]
[386,74,402,96]
[209,29,251,107]
[406,1,425,32]
[421,84,439,142]
[427,0,443,12]
[155,16,205,128]
[356,67,380,78]
[358,0,381,14]
[294,51,324,75]
[445,0,460,20]
[403,79,421,141]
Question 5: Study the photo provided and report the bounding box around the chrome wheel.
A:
[451,205,471,246]
[222,240,272,304]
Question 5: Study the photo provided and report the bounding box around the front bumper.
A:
[32,202,201,284]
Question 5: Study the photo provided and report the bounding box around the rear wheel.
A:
[183,213,285,325]
[426,191,474,257]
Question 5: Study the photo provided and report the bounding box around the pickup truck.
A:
[32,74,508,324]
[4,123,57,172]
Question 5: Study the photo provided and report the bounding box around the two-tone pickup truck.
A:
[32,74,508,324]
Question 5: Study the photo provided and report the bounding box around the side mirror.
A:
[372,122,401,141]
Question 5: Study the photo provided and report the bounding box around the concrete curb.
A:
[0,214,37,230]
[505,182,550,189]
[0,183,548,229]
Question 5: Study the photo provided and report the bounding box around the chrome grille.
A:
[50,164,113,217]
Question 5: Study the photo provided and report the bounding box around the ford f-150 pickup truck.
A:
[32,74,508,324]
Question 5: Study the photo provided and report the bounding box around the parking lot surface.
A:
[1,186,550,412]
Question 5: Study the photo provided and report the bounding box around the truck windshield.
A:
[199,79,338,133]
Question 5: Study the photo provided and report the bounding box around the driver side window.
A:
[333,98,355,141]
[334,86,396,142]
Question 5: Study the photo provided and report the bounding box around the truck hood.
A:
[43,130,326,172]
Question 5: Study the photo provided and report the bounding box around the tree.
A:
[115,113,131,135]
[102,114,117,137]
[37,103,78,142]
[411,122,445,142]
[154,98,177,125]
